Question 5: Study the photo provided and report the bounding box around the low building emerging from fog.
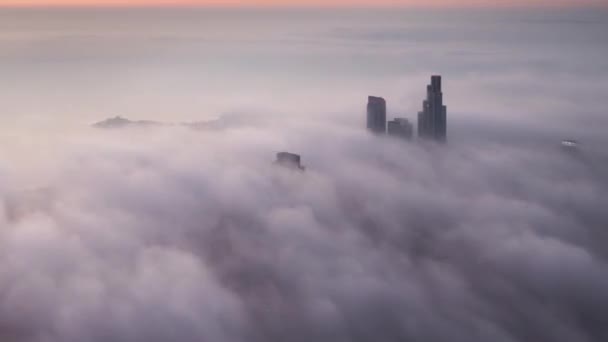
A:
[275,152,305,171]
[387,118,414,140]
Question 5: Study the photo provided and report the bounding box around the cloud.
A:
[1,115,607,342]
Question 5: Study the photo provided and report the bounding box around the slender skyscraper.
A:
[417,75,447,142]
[367,96,387,134]
[387,118,413,140]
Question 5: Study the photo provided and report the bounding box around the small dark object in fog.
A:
[275,152,305,171]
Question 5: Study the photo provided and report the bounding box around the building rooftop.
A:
[275,152,305,171]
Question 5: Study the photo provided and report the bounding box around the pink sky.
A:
[1,0,606,7]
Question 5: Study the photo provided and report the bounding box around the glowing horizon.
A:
[1,0,607,8]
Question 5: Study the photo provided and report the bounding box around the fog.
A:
[1,6,608,342]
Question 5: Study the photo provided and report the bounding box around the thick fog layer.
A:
[1,115,608,342]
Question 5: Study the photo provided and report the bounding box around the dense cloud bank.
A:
[1,117,607,342]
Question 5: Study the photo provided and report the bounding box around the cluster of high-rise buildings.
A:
[276,75,447,171]
[367,75,447,142]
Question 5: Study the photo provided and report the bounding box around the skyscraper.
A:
[387,118,413,140]
[367,96,387,134]
[417,75,447,142]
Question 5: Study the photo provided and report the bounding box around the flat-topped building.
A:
[275,152,305,170]
[388,118,413,140]
[367,96,387,134]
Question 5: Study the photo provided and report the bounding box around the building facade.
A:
[387,118,413,140]
[417,75,447,142]
[367,96,387,134]
[275,152,305,170]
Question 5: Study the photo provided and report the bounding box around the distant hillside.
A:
[92,116,162,129]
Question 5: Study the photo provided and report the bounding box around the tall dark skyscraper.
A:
[417,75,447,142]
[367,96,387,134]
[387,118,413,140]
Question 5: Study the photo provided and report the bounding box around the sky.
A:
[1,0,607,7]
